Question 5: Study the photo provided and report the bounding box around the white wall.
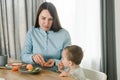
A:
[115,0,120,80]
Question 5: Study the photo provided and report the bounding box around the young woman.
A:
[21,2,71,71]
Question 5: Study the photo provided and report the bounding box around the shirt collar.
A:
[39,27,53,35]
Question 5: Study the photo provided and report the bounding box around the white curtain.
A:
[0,0,44,60]
[47,0,102,71]
[75,0,102,71]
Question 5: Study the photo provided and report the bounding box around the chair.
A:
[82,68,107,80]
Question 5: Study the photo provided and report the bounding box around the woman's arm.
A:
[21,29,34,64]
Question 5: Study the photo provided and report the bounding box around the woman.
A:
[21,2,71,71]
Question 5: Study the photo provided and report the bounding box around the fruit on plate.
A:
[32,67,41,72]
[12,66,19,71]
[26,64,33,71]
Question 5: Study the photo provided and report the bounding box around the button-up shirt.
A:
[21,27,71,67]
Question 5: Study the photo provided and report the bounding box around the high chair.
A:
[82,68,107,80]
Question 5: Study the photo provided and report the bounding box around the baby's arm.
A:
[58,62,64,72]
[58,62,70,77]
[59,71,69,77]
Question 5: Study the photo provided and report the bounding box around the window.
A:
[47,0,101,70]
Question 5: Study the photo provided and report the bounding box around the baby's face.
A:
[61,49,70,67]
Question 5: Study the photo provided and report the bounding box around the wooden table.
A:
[0,59,75,80]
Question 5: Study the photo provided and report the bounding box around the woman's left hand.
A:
[43,59,55,67]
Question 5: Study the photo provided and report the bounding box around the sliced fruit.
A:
[43,62,48,66]
[12,66,19,71]
[60,63,64,66]
[26,64,33,70]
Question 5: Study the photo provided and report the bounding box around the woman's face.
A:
[61,49,71,67]
[39,9,53,31]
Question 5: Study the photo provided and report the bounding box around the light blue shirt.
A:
[21,27,71,67]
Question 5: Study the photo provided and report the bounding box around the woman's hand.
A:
[32,53,45,66]
[43,59,55,67]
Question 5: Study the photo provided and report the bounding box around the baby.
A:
[58,45,88,80]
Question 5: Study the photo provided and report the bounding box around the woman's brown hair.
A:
[34,2,62,32]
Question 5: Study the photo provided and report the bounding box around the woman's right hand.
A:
[32,53,45,66]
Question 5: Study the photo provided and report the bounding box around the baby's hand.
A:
[59,71,69,77]
[59,62,64,66]
[58,62,64,72]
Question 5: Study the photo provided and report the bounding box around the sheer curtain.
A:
[74,0,102,71]
[0,0,44,60]
[47,0,102,71]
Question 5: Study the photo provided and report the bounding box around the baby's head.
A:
[62,45,83,67]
